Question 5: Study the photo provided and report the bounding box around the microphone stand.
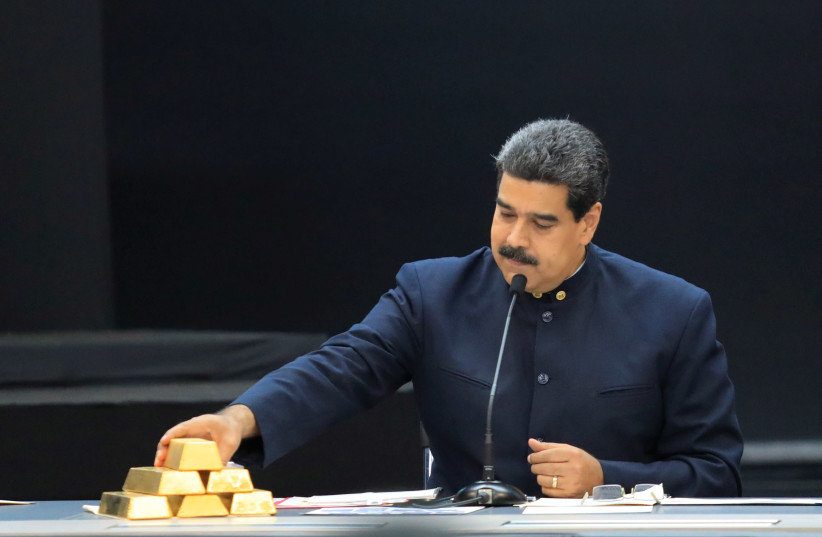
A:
[454,274,528,506]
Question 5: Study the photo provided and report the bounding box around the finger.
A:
[154,447,167,468]
[217,442,239,465]
[537,474,561,489]
[528,438,547,452]
[160,420,202,443]
[154,419,206,467]
[537,476,571,498]
[530,462,564,477]
[528,447,571,465]
[529,438,571,453]
[154,427,183,467]
[536,441,569,451]
[540,479,584,498]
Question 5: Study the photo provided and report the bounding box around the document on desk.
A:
[523,497,655,514]
[307,506,483,515]
[661,497,822,505]
[276,488,441,508]
[522,496,822,513]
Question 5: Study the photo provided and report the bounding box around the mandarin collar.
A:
[527,244,599,304]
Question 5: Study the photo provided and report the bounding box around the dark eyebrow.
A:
[532,213,559,223]
[496,197,514,210]
[496,197,559,223]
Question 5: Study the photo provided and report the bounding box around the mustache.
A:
[498,244,538,266]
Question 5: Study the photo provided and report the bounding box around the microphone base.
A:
[455,480,527,506]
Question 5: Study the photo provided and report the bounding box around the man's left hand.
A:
[527,438,604,498]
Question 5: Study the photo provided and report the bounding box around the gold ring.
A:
[552,476,558,489]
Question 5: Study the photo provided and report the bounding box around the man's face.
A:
[490,173,601,294]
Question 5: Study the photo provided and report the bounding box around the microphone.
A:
[454,274,528,505]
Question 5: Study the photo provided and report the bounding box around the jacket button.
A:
[541,311,553,323]
[537,373,550,385]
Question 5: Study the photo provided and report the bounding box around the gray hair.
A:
[495,119,610,221]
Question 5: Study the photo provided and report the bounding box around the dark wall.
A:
[2,1,821,447]
[0,0,113,330]
[101,1,822,441]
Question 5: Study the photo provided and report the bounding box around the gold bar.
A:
[98,491,172,519]
[122,466,205,495]
[202,468,253,493]
[163,438,223,471]
[220,489,277,515]
[167,494,230,517]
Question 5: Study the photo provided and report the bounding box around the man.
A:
[156,119,743,498]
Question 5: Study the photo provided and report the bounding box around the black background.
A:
[2,0,821,452]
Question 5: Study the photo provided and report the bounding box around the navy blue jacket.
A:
[234,245,743,497]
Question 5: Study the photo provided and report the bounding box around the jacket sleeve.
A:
[231,263,423,468]
[598,291,743,497]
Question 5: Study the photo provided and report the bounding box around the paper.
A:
[523,504,654,514]
[83,505,99,514]
[526,496,657,507]
[520,494,658,514]
[508,517,780,529]
[522,496,822,512]
[522,498,654,514]
[276,488,441,508]
[306,506,483,515]
[661,497,822,505]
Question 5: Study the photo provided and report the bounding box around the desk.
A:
[2,501,822,536]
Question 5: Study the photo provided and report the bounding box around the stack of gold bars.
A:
[98,438,276,519]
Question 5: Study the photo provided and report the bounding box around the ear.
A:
[579,202,602,245]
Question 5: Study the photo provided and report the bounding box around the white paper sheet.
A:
[276,488,441,508]
[306,506,483,515]
[661,497,822,505]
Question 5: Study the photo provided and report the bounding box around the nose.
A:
[507,218,530,248]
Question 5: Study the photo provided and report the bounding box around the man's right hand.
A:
[154,404,259,467]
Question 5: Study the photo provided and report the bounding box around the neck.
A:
[565,245,588,280]
[532,245,588,295]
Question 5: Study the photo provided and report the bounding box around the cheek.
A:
[531,242,560,266]
[490,223,505,246]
